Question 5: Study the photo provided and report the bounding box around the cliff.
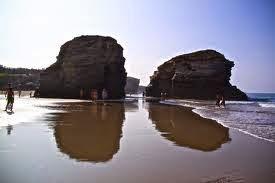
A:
[40,35,127,99]
[0,65,41,90]
[146,50,247,100]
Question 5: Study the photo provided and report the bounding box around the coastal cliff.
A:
[0,65,41,90]
[146,50,247,100]
[40,35,127,99]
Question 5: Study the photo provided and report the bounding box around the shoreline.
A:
[0,97,274,182]
[1,94,274,143]
[160,100,275,143]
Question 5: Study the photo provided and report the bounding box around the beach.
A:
[0,96,274,183]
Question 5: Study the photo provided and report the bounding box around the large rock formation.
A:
[40,35,127,99]
[124,76,140,94]
[146,50,247,100]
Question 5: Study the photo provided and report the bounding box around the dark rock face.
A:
[40,35,127,99]
[146,50,248,100]
[125,76,140,94]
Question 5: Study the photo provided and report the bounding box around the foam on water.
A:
[161,93,275,143]
[259,103,275,108]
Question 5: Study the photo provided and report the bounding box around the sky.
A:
[0,0,274,92]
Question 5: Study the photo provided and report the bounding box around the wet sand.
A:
[0,96,274,183]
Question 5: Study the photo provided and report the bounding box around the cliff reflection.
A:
[147,103,230,151]
[50,103,125,162]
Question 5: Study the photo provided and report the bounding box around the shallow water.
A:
[162,93,275,142]
[0,97,274,183]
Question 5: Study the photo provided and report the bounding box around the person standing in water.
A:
[80,88,84,99]
[220,94,226,107]
[102,88,108,100]
[5,85,14,112]
[216,93,221,107]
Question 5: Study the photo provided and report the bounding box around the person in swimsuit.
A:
[5,86,14,112]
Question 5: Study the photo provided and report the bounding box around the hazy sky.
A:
[0,0,274,92]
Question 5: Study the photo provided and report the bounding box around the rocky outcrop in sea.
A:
[146,49,247,100]
[40,35,127,99]
[125,76,140,94]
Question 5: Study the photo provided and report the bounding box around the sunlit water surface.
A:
[0,96,274,183]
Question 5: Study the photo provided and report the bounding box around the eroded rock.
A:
[125,76,140,94]
[40,35,127,99]
[146,49,247,100]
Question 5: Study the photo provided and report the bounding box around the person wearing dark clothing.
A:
[18,90,22,98]
[5,87,14,112]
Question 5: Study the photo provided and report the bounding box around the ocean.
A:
[163,93,275,142]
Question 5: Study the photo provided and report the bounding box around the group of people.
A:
[160,92,168,100]
[80,88,109,101]
[2,85,226,112]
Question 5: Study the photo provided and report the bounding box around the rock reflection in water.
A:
[147,103,230,151]
[50,103,125,162]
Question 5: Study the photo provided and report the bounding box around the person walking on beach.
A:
[18,90,21,98]
[91,89,98,101]
[5,85,14,112]
[102,88,108,100]
[18,90,22,98]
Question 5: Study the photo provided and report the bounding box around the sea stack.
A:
[40,35,127,99]
[146,49,247,100]
[125,76,140,94]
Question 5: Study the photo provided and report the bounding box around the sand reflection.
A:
[50,103,125,162]
[147,103,230,151]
